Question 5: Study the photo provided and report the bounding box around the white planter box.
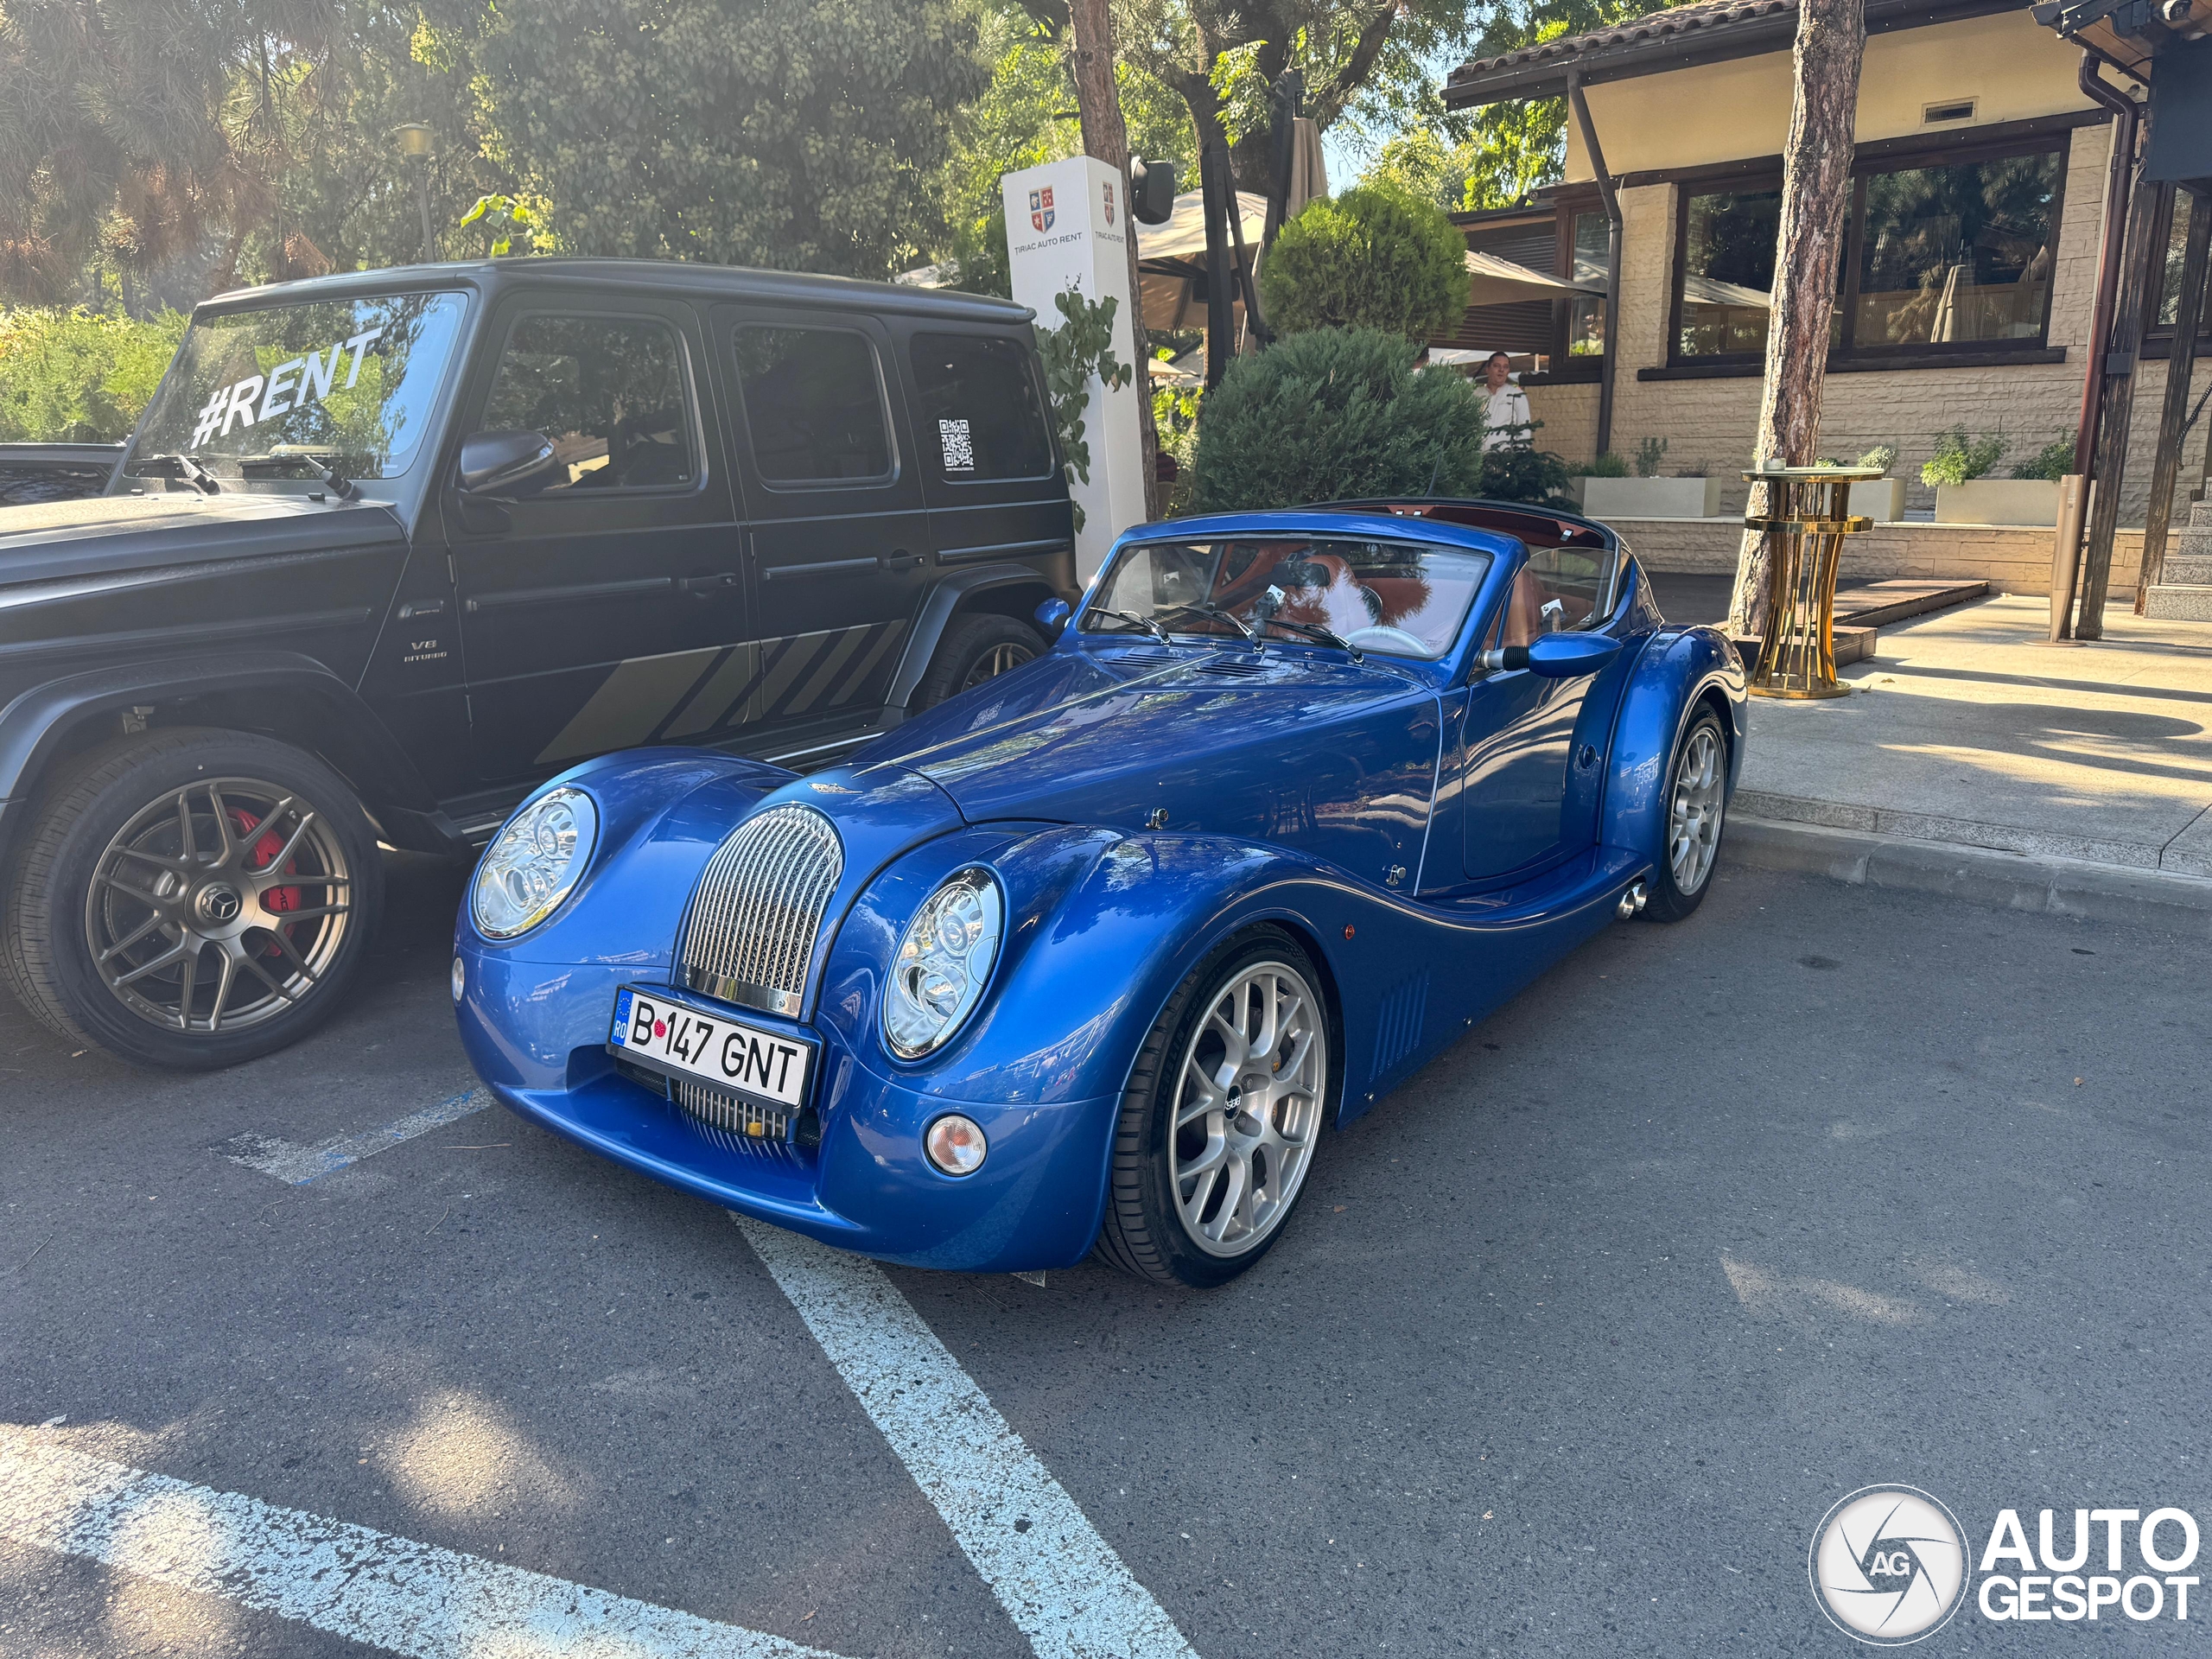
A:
[1934,479,2060,527]
[1580,475,1726,520]
[1855,477,1906,523]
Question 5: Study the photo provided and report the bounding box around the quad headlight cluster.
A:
[885,868,1003,1059]
[471,785,597,939]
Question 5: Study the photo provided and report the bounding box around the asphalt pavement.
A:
[3,845,2208,1656]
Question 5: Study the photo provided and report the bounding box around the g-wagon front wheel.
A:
[2,729,384,1070]
[912,615,1044,709]
[1096,928,1333,1288]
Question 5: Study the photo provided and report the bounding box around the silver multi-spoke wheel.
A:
[1168,960,1325,1257]
[1667,720,1726,897]
[86,777,355,1034]
[960,640,1034,690]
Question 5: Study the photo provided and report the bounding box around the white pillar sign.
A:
[1002,155,1146,582]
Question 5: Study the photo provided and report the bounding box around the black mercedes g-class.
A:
[0,259,1077,1070]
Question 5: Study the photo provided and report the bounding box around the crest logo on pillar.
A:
[1030,187,1055,232]
[1103,182,1116,226]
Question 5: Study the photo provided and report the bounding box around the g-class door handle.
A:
[884,550,925,572]
[677,571,738,598]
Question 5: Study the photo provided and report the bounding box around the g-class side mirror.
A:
[1479,632,1624,679]
[458,429,557,496]
[1034,597,1072,639]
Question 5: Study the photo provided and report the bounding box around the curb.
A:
[1726,816,2212,935]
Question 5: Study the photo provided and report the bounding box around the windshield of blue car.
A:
[1085,537,1491,660]
[125,291,468,485]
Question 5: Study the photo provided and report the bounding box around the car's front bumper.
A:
[454,947,1118,1273]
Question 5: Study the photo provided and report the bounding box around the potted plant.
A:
[1847,444,1904,523]
[1561,450,1627,511]
[1925,426,2060,525]
[1580,438,1725,518]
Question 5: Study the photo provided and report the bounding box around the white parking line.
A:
[217,1087,490,1184]
[0,1425,849,1659]
[736,1217,1199,1659]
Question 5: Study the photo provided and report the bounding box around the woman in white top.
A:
[1478,351,1533,452]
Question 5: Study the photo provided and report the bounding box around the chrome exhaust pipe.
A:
[1614,880,1648,920]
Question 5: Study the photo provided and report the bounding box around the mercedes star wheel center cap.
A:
[195,884,244,925]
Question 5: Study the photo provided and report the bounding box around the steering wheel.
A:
[1343,625,1430,656]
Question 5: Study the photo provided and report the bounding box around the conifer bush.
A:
[1189,327,1485,512]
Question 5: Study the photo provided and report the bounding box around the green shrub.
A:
[1567,452,1630,478]
[1633,435,1668,478]
[0,307,188,443]
[2012,430,2075,480]
[1258,183,1470,340]
[1920,425,2008,487]
[1189,327,1485,512]
[1856,442,1897,473]
[1478,431,1573,506]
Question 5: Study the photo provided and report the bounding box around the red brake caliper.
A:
[228,808,301,957]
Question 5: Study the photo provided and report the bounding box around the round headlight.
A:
[471,785,598,939]
[885,868,1002,1058]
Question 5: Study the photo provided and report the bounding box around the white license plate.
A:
[608,985,813,1109]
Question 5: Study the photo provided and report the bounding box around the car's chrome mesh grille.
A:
[678,804,843,1014]
[672,1078,794,1153]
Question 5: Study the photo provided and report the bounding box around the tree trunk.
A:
[1068,0,1161,519]
[1727,0,1866,640]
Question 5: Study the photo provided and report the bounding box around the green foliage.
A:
[1036,288,1133,531]
[0,308,188,442]
[1633,435,1668,478]
[1857,442,1897,473]
[1921,425,2009,487]
[931,4,1189,289]
[2012,430,2075,480]
[1478,424,1574,505]
[1260,184,1469,340]
[467,0,991,278]
[1566,451,1630,478]
[1189,327,1485,512]
[458,195,538,257]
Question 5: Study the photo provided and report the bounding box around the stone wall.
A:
[1614,517,2145,598]
[1523,124,2212,531]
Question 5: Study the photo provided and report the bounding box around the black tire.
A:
[912,614,1045,710]
[1096,926,1334,1288]
[2,728,385,1071]
[1643,705,1728,924]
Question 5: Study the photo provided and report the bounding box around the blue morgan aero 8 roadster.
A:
[453,501,1746,1287]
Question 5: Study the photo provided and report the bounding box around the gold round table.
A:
[1739,465,1879,699]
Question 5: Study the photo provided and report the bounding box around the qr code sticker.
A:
[938,417,976,473]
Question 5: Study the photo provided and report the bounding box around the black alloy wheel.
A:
[2,728,384,1070]
[912,615,1046,710]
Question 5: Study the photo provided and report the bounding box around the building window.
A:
[1567,211,1608,356]
[1853,151,2061,347]
[1669,139,2065,365]
[1677,188,1783,358]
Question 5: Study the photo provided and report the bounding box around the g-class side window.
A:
[732,327,893,484]
[907,333,1055,482]
[481,315,696,491]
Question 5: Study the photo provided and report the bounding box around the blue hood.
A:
[855,643,1442,890]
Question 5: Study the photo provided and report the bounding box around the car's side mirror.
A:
[458,429,557,496]
[1034,597,1072,639]
[1479,632,1624,678]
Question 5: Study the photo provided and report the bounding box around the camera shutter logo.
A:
[1810,1486,1970,1645]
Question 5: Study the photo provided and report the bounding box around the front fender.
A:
[457,746,795,969]
[1599,626,1746,861]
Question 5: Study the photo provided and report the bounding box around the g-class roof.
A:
[198,257,1034,326]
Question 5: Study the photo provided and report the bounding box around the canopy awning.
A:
[1464,249,1603,307]
[1135,190,1272,268]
